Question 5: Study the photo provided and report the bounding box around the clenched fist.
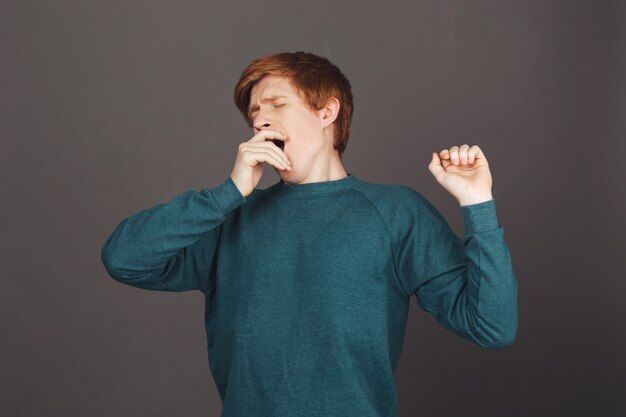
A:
[428,144,494,206]
[230,129,292,197]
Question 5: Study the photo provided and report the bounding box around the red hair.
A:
[234,51,354,159]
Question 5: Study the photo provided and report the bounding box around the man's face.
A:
[249,75,328,177]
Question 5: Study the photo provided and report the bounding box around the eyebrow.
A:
[249,95,288,114]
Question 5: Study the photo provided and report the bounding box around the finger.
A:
[242,148,291,171]
[468,145,478,164]
[259,151,291,171]
[249,129,288,144]
[246,142,291,167]
[469,145,485,161]
[449,146,460,165]
[439,149,450,159]
[428,152,445,177]
[254,131,290,165]
[459,144,470,165]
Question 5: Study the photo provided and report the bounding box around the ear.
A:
[318,97,340,129]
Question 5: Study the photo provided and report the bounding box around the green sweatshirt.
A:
[100,172,518,417]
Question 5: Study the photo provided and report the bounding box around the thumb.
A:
[428,152,445,177]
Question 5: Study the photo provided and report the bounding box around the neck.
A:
[280,150,347,185]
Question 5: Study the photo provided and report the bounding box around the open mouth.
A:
[271,139,285,151]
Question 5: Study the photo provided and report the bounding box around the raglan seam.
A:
[350,187,411,300]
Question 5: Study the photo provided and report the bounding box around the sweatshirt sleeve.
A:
[100,177,246,293]
[395,191,518,349]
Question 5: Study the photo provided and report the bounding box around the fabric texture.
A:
[101,172,518,417]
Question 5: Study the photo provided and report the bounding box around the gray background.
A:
[2,1,625,416]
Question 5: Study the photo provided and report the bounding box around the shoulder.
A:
[352,178,430,212]
[352,178,448,233]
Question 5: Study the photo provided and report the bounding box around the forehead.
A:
[249,75,300,102]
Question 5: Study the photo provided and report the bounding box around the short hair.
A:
[234,51,354,159]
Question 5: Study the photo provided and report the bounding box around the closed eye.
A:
[249,104,285,120]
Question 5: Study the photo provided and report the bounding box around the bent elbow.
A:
[100,240,137,283]
[100,246,125,282]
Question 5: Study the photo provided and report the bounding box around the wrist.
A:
[458,193,493,206]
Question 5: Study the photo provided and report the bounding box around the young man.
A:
[101,51,518,417]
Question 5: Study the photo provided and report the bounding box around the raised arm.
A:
[396,192,518,349]
[100,177,246,293]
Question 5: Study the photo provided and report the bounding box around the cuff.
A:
[202,176,246,215]
[460,198,499,234]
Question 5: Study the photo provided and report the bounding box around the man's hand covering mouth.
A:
[271,139,285,150]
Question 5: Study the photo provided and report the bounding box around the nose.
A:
[254,122,271,133]
[252,113,272,133]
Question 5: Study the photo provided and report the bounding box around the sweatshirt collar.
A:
[272,172,359,196]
